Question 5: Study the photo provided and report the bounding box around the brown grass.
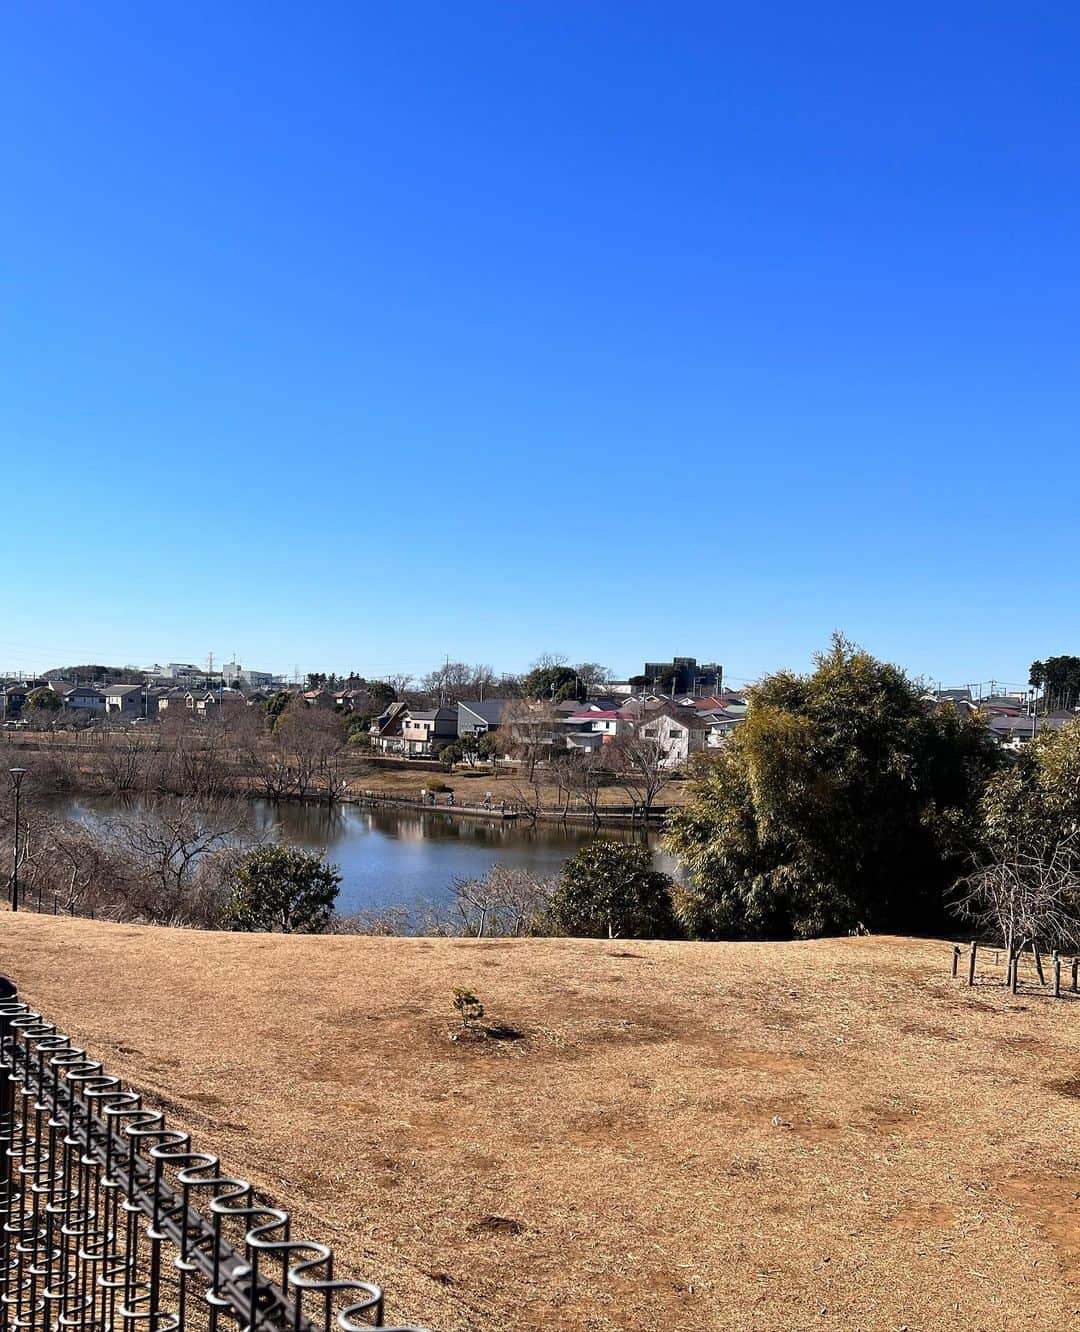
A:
[3,919,1078,1331]
[347,760,692,811]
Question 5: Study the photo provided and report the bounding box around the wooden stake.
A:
[1053,951,1061,998]
[1032,940,1046,986]
[968,940,977,987]
[1072,957,1078,994]
[951,945,961,977]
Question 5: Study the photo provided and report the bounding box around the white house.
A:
[636,707,709,767]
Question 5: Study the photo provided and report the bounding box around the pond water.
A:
[53,795,677,916]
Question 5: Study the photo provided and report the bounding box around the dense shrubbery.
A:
[665,636,1001,940]
[224,845,341,933]
[543,841,681,940]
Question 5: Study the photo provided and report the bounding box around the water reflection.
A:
[52,794,670,915]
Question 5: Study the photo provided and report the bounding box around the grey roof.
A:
[457,699,507,725]
[407,707,458,722]
[104,684,143,697]
[649,705,710,730]
[988,714,1041,734]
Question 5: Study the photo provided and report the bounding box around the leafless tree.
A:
[573,662,610,695]
[420,661,498,705]
[100,729,153,793]
[274,699,348,802]
[608,731,672,824]
[451,865,554,937]
[560,748,608,828]
[109,797,252,922]
[330,905,414,936]
[955,833,1080,971]
[499,699,559,782]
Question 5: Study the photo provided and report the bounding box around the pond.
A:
[53,795,677,916]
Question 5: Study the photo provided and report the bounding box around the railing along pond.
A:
[0,981,426,1332]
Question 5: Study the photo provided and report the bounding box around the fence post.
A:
[1072,957,1079,994]
[967,940,977,987]
[1011,949,1019,994]
[951,945,960,977]
[1032,940,1046,986]
[1053,952,1061,998]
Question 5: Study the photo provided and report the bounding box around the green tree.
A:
[665,635,1000,940]
[544,840,681,939]
[344,711,373,742]
[521,663,581,703]
[440,742,463,768]
[225,845,341,933]
[263,691,292,729]
[1029,656,1080,713]
[980,718,1080,851]
[25,687,62,712]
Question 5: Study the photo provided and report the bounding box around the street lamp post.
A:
[8,768,27,913]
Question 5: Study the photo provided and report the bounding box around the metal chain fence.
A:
[0,981,428,1332]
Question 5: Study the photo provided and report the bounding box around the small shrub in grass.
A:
[427,779,451,793]
[451,986,485,1031]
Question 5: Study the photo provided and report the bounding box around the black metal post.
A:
[8,768,26,913]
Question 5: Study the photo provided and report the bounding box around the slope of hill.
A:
[3,918,1077,1331]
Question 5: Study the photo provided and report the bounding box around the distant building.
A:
[457,699,509,736]
[49,682,105,716]
[219,661,274,688]
[103,684,144,718]
[641,657,722,697]
[1,687,27,720]
[370,702,409,755]
[401,707,458,757]
[636,706,710,766]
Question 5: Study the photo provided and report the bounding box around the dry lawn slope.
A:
[2,918,1078,1331]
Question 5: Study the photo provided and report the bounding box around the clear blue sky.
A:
[2,3,1077,688]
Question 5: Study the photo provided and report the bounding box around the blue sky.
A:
[2,3,1077,688]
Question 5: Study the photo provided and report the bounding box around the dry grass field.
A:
[2,918,1077,1331]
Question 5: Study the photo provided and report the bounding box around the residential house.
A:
[1,687,27,721]
[636,706,710,767]
[402,707,458,757]
[155,688,190,713]
[457,699,508,737]
[49,682,105,716]
[143,687,170,717]
[987,711,1070,749]
[565,730,604,751]
[565,707,637,743]
[104,684,145,719]
[370,702,409,755]
[700,710,745,747]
